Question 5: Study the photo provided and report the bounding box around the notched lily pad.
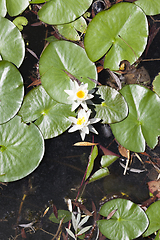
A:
[0,60,24,124]
[0,115,44,182]
[13,16,28,31]
[110,84,160,152]
[39,40,97,104]
[135,0,160,15]
[95,86,128,123]
[6,0,29,16]
[153,72,160,97]
[18,85,76,139]
[98,198,149,240]
[56,16,87,41]
[49,210,71,224]
[84,2,148,70]
[0,17,25,67]
[38,0,92,25]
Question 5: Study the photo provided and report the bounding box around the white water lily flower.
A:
[64,81,94,111]
[68,109,101,140]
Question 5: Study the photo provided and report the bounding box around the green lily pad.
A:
[13,16,28,31]
[97,198,149,240]
[0,17,25,67]
[84,2,148,70]
[39,41,97,104]
[143,201,160,237]
[56,16,87,41]
[155,230,160,240]
[0,115,44,182]
[38,0,92,25]
[49,210,71,224]
[30,0,50,3]
[85,145,98,180]
[6,0,29,16]
[135,0,160,15]
[0,0,7,17]
[18,85,76,139]
[110,84,160,152]
[0,61,24,124]
[153,73,160,97]
[95,86,128,123]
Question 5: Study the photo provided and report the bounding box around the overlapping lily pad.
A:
[153,72,160,97]
[97,198,149,240]
[0,60,24,124]
[135,0,160,15]
[18,85,76,139]
[110,84,160,152]
[0,17,25,67]
[0,0,7,17]
[95,86,128,123]
[143,200,160,237]
[39,40,97,104]
[84,2,148,70]
[0,115,44,182]
[6,0,29,16]
[56,17,87,41]
[38,0,93,25]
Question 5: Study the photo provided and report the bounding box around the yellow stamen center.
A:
[76,90,85,99]
[77,117,86,125]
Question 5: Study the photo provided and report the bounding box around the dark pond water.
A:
[1,5,160,240]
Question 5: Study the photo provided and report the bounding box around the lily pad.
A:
[135,0,160,15]
[97,198,149,240]
[143,201,160,237]
[30,0,50,3]
[0,17,25,67]
[110,84,160,152]
[13,16,28,31]
[153,72,160,97]
[0,61,24,124]
[38,0,92,25]
[56,16,87,41]
[6,0,29,16]
[95,86,128,123]
[0,115,44,182]
[84,2,148,70]
[39,41,97,104]
[18,85,76,139]
[101,155,118,168]
[0,0,7,17]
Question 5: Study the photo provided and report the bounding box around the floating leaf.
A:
[56,17,87,41]
[49,210,71,224]
[110,84,160,152]
[13,16,28,31]
[30,0,50,3]
[39,41,97,104]
[6,0,29,17]
[135,0,160,15]
[98,198,149,240]
[85,145,98,180]
[38,0,92,25]
[89,168,109,183]
[95,86,128,123]
[153,72,160,97]
[0,0,7,17]
[101,155,118,168]
[84,2,148,70]
[155,230,160,240]
[0,17,25,67]
[18,85,76,139]
[143,201,160,237]
[0,116,44,182]
[0,61,24,124]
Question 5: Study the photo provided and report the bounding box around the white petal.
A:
[64,89,73,95]
[81,102,88,111]
[88,125,99,134]
[80,131,86,140]
[68,125,80,133]
[68,116,77,124]
[89,118,101,124]
[71,101,80,111]
[65,228,76,240]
